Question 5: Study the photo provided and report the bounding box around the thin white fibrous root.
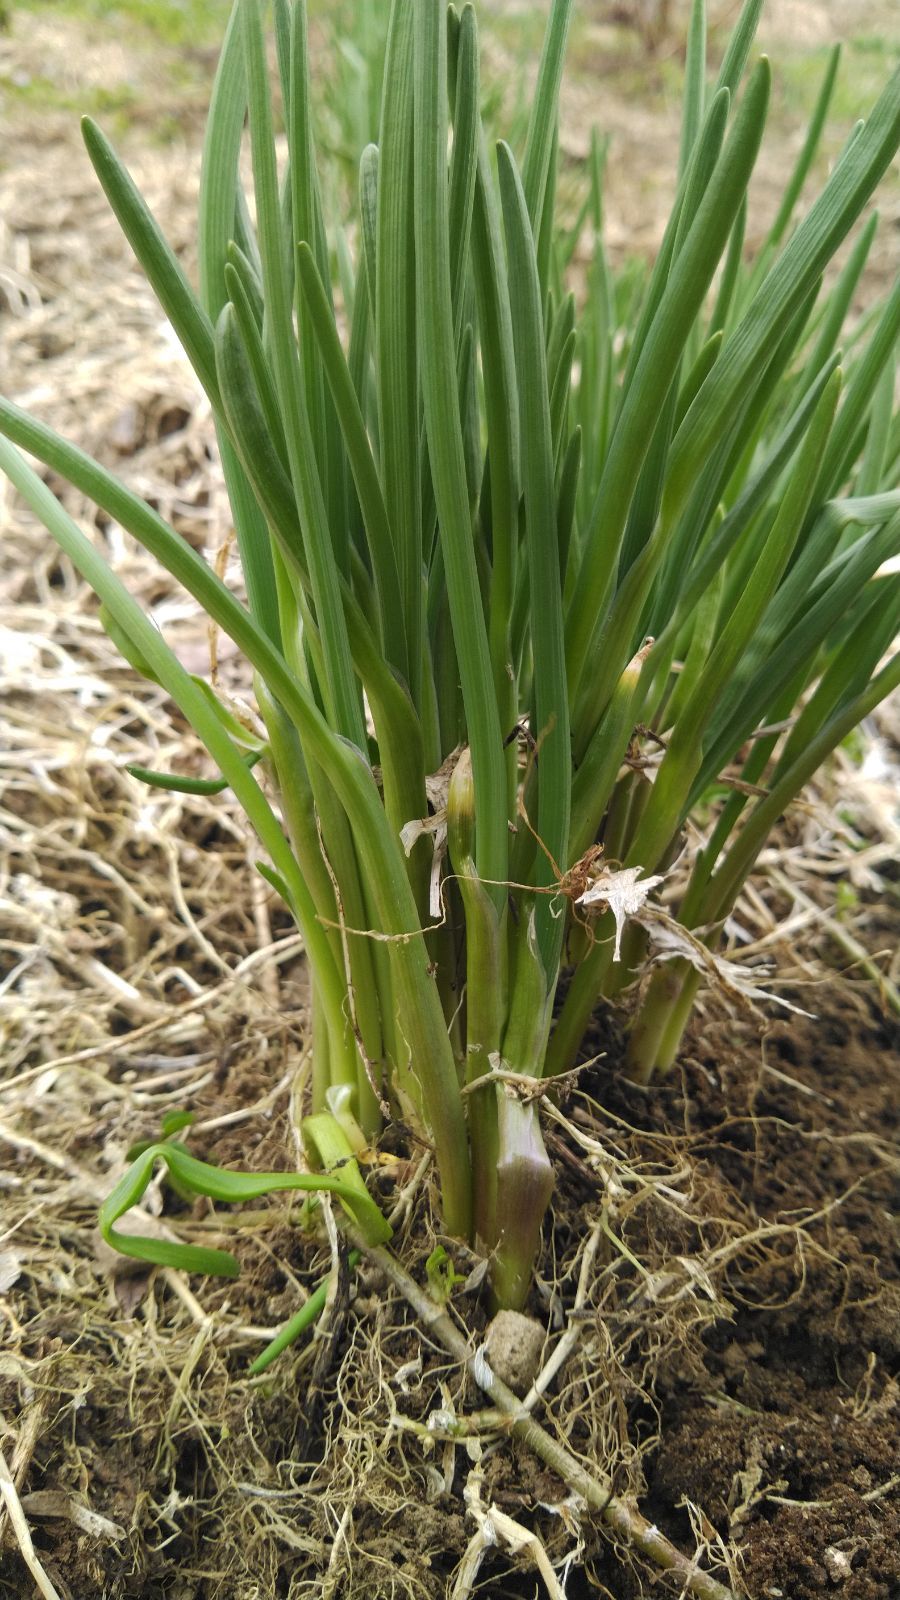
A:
[359,1237,740,1600]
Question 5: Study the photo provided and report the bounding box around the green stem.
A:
[489,911,555,1307]
[0,432,472,1241]
[656,965,703,1073]
[260,675,385,1132]
[570,646,648,863]
[545,918,616,1077]
[310,982,331,1114]
[629,648,900,1083]
[624,959,692,1083]
[414,1,508,910]
[449,751,504,1247]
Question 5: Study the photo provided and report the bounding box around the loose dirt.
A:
[1,4,898,1598]
[2,990,897,1597]
[578,1000,900,1600]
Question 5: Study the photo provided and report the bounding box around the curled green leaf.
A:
[126,747,264,795]
[99,1139,391,1279]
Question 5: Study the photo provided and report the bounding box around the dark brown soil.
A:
[1,5,898,1596]
[2,987,898,1598]
[572,997,900,1600]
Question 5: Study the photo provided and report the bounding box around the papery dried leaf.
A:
[399,811,446,856]
[400,749,461,917]
[639,911,814,1017]
[577,865,667,960]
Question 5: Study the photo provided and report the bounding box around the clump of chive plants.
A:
[2,0,898,1314]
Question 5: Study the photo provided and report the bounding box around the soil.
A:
[1,991,898,1598]
[576,1000,900,1600]
[1,3,899,1598]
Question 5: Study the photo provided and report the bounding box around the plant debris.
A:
[2,7,898,1599]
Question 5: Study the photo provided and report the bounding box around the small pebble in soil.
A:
[483,1310,545,1393]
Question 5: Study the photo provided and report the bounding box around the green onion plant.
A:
[3,0,899,1310]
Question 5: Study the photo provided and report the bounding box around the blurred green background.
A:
[1,2,896,295]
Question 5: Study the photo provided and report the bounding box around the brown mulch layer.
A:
[1,989,897,1598]
[2,5,898,1597]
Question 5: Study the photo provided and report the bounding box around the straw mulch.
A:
[1,9,898,1600]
